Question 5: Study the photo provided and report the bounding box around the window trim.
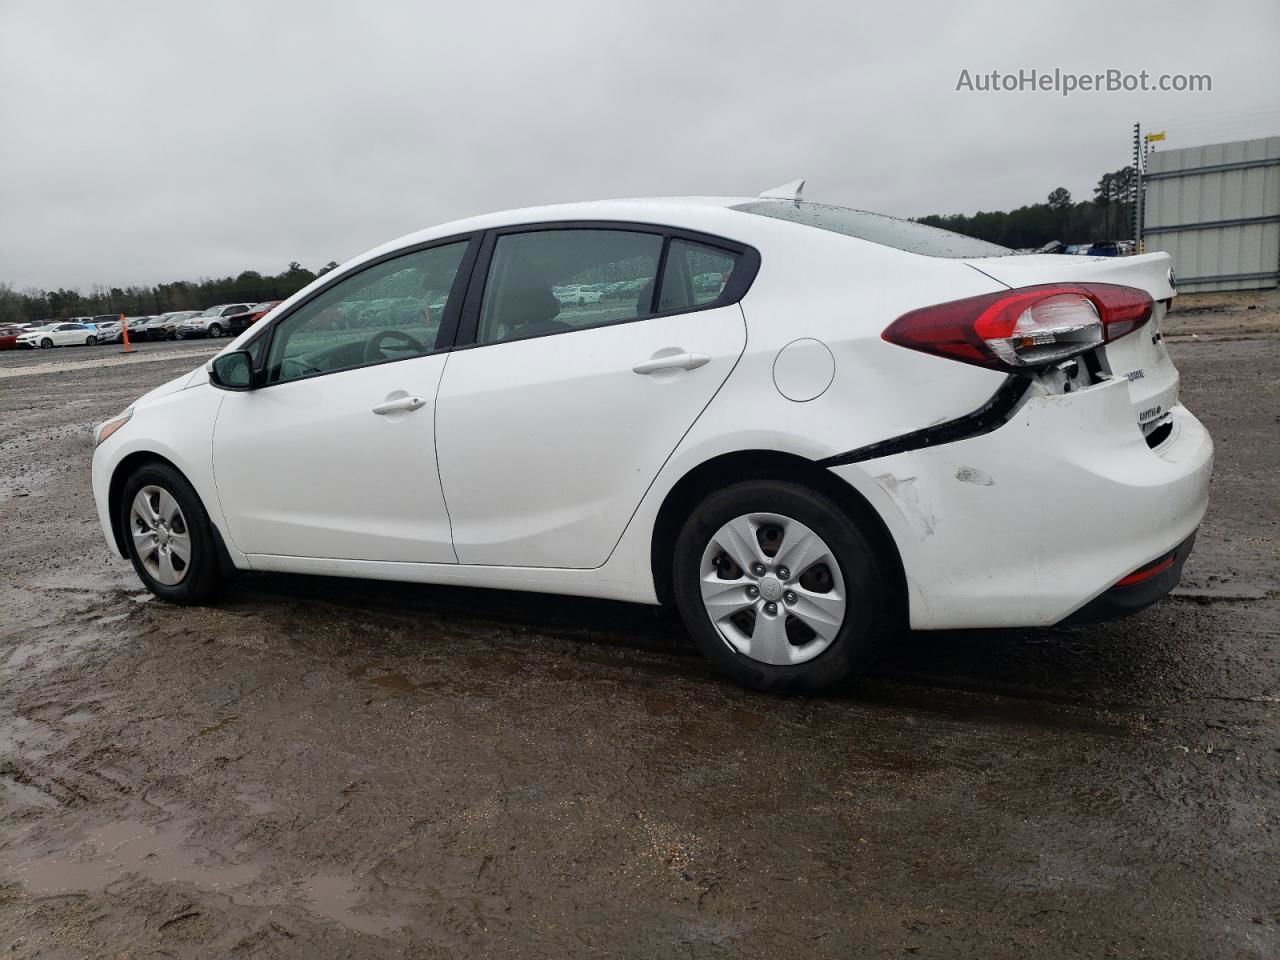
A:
[451,220,760,350]
[240,232,481,389]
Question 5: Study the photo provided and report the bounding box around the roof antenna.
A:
[757,179,805,200]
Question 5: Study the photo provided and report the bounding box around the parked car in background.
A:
[0,324,24,349]
[16,321,100,348]
[176,304,251,339]
[225,301,281,336]
[553,284,603,305]
[107,317,154,343]
[142,310,201,341]
[93,317,122,340]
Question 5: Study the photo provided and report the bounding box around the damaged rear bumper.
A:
[1057,529,1196,625]
[827,376,1214,630]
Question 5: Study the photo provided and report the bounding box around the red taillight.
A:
[883,283,1153,373]
[1114,551,1176,587]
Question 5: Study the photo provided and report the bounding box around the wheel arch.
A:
[648,449,907,616]
[108,451,236,574]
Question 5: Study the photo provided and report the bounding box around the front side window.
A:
[266,241,468,384]
[477,229,662,345]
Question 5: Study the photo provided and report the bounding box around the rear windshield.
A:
[732,200,1011,259]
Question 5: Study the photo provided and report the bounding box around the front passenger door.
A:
[212,238,475,563]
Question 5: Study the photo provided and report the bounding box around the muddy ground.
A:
[1,292,1277,958]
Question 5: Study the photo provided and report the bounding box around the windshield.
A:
[731,200,1011,258]
[198,306,222,317]
[250,302,275,311]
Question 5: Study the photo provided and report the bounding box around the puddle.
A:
[1,776,62,810]
[12,819,260,895]
[647,697,682,717]
[366,672,414,692]
[235,783,279,814]
[301,873,409,936]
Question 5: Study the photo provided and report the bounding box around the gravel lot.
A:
[1,293,1277,958]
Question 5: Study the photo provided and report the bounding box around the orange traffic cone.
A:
[120,312,132,353]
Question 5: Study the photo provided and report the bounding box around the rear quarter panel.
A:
[599,223,1013,594]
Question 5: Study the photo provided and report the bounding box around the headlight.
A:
[95,409,133,447]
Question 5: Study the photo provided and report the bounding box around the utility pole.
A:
[1132,122,1143,252]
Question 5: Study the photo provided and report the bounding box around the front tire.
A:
[119,462,224,603]
[86,335,97,346]
[40,337,53,349]
[672,481,888,695]
[208,324,222,338]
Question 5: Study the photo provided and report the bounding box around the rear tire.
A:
[672,480,888,695]
[119,462,224,604]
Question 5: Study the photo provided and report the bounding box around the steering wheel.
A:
[363,329,425,363]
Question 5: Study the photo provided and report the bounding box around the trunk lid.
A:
[964,252,1179,437]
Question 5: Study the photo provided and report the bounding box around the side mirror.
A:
[209,350,255,391]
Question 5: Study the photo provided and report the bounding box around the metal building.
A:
[1143,135,1280,292]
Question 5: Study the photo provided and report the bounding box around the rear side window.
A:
[658,239,740,312]
[732,200,1011,258]
[477,229,663,345]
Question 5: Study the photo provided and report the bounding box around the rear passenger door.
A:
[435,224,757,568]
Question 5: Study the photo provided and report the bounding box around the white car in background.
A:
[553,284,603,305]
[176,304,252,339]
[92,318,121,340]
[17,321,101,348]
[90,194,1212,694]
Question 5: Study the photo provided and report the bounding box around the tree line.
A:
[1,164,1141,325]
[916,166,1138,250]
[0,260,340,326]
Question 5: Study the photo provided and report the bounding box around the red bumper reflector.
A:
[1114,552,1176,588]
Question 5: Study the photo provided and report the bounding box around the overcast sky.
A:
[2,0,1277,290]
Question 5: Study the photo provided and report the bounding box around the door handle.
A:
[632,352,711,375]
[372,396,427,415]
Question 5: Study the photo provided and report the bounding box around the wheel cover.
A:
[699,512,847,666]
[130,485,192,585]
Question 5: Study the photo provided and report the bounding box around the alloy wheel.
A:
[699,512,847,666]
[130,485,192,585]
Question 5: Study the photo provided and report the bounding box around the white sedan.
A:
[554,284,603,305]
[17,321,101,348]
[90,194,1212,693]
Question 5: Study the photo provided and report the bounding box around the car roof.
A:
[363,197,762,261]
